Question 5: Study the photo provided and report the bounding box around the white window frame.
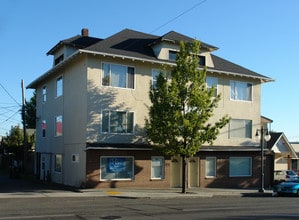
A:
[229,119,252,139]
[101,62,135,89]
[229,157,252,177]
[206,77,218,97]
[42,85,46,102]
[205,157,216,178]
[56,76,63,97]
[230,80,252,101]
[100,156,134,181]
[55,115,63,137]
[151,156,164,179]
[101,110,134,134]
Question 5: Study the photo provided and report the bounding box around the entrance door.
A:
[40,154,51,181]
[188,157,199,187]
[171,156,181,188]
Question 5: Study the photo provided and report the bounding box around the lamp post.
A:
[255,127,271,193]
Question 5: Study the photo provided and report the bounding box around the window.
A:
[198,55,206,66]
[152,69,165,88]
[102,63,134,89]
[54,54,64,65]
[102,110,134,134]
[42,120,46,137]
[56,76,63,97]
[55,154,62,173]
[55,115,62,136]
[205,157,216,177]
[42,86,46,102]
[100,156,134,180]
[169,51,177,61]
[229,157,252,177]
[72,154,79,163]
[229,119,252,138]
[230,80,252,101]
[206,77,218,97]
[151,156,164,179]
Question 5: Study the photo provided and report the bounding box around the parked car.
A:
[273,180,299,196]
[274,170,298,182]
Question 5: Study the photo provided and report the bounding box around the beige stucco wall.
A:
[83,54,261,147]
[35,50,263,187]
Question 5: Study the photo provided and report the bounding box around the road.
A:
[1,196,299,219]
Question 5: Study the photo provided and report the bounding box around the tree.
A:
[145,40,230,193]
[1,125,36,173]
[23,91,36,129]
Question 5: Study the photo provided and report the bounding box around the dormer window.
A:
[55,54,64,66]
[168,50,206,66]
[198,55,206,66]
[169,51,177,61]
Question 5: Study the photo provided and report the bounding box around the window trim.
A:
[42,85,46,103]
[100,156,134,181]
[101,110,134,134]
[229,119,252,139]
[206,76,218,97]
[54,115,63,137]
[229,157,252,177]
[205,157,216,178]
[101,62,135,89]
[56,76,63,97]
[230,80,252,102]
[151,156,164,180]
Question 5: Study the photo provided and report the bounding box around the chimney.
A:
[81,28,89,37]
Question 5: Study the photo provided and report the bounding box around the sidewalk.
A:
[0,172,273,199]
[0,183,273,199]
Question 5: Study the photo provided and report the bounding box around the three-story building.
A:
[27,28,273,189]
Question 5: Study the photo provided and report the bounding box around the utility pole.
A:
[21,80,28,174]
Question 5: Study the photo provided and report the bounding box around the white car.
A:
[274,170,298,182]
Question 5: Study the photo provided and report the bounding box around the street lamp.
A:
[255,127,271,193]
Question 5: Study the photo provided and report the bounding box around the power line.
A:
[150,0,208,34]
[0,83,21,106]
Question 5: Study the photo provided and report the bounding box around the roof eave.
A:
[207,68,274,83]
[27,49,273,89]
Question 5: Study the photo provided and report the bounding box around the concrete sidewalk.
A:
[0,186,273,199]
[0,172,273,199]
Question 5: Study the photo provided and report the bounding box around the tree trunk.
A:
[181,155,187,193]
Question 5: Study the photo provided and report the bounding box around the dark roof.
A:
[27,28,273,89]
[266,132,283,149]
[47,35,102,55]
[151,31,218,51]
[83,29,158,61]
[210,54,272,80]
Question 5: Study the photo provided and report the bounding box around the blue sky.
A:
[0,0,298,141]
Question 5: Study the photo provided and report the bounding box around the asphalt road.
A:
[1,195,299,219]
[1,173,299,219]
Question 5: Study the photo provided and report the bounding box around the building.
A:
[27,28,273,189]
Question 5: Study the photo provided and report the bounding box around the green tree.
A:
[23,91,36,129]
[145,40,230,193]
[2,125,36,165]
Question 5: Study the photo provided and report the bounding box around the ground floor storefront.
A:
[85,145,273,189]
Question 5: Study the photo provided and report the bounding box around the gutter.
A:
[27,49,274,89]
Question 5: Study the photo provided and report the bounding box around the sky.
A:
[0,0,298,141]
